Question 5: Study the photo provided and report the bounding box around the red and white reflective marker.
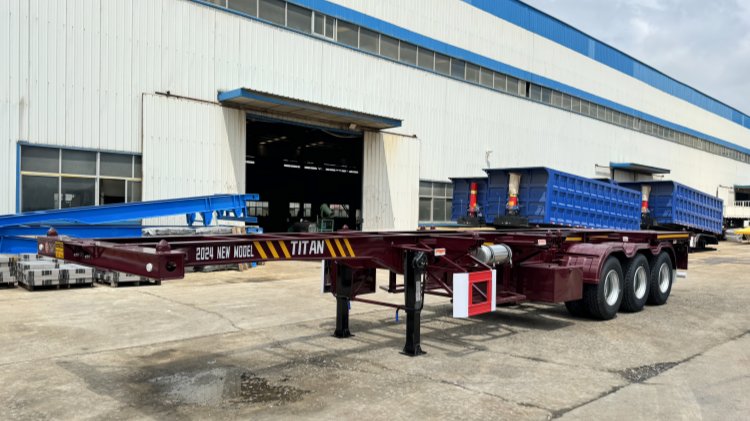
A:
[452,270,496,318]
[434,248,446,257]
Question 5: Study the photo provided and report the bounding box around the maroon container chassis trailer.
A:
[38,228,689,356]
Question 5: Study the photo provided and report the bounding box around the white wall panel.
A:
[3,0,750,218]
[142,94,245,225]
[363,132,420,230]
[330,0,750,149]
[0,0,12,213]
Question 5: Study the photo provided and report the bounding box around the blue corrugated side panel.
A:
[450,177,488,221]
[484,168,548,225]
[484,167,641,230]
[463,0,750,130]
[621,181,724,234]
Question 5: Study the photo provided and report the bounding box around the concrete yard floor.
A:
[0,242,748,420]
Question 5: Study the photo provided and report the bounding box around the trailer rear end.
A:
[621,181,723,248]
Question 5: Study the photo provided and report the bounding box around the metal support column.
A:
[334,266,352,338]
[402,250,427,356]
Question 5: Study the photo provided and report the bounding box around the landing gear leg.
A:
[334,268,352,338]
[402,250,427,356]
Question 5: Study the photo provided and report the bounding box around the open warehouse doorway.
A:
[246,117,363,232]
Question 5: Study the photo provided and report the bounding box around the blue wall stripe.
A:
[464,0,750,130]
[192,0,750,157]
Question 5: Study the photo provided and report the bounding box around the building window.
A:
[247,200,270,217]
[286,3,311,33]
[329,204,349,218]
[289,202,312,218]
[228,0,257,17]
[19,145,142,212]
[419,181,453,222]
[417,47,434,70]
[435,53,450,75]
[451,59,465,79]
[258,0,286,25]
[479,68,493,88]
[359,27,379,54]
[465,63,479,83]
[399,41,417,65]
[313,11,335,38]
[380,34,399,60]
[337,20,358,47]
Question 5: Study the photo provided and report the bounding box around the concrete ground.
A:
[0,242,748,420]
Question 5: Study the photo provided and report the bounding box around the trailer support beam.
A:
[403,250,427,356]
[334,266,352,338]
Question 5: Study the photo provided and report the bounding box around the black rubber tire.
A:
[620,254,650,312]
[564,300,588,318]
[648,252,673,305]
[583,256,624,320]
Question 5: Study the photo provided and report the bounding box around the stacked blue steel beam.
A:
[0,194,260,253]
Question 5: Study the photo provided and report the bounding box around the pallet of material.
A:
[17,268,60,290]
[94,269,160,287]
[0,268,17,287]
[59,264,94,277]
[17,262,94,291]
[17,253,59,263]
[16,260,60,272]
[0,254,18,279]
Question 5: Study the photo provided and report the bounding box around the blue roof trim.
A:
[193,0,750,156]
[610,162,671,174]
[218,88,402,128]
[464,0,750,130]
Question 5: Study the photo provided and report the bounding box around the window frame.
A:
[19,144,142,211]
[419,180,453,222]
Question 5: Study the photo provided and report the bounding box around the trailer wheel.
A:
[564,300,588,318]
[620,254,650,312]
[583,256,623,320]
[648,252,673,305]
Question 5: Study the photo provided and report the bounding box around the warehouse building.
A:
[3,0,750,231]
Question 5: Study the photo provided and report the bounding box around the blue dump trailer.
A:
[449,177,488,225]
[620,181,724,247]
[482,167,642,230]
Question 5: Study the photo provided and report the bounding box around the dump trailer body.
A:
[620,181,723,235]
[450,177,488,223]
[484,167,641,230]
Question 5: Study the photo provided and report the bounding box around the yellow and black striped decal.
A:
[656,233,690,240]
[193,238,358,263]
[218,239,358,262]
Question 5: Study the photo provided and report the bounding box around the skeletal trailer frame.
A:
[38,228,689,355]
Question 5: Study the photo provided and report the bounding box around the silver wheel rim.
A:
[604,269,621,306]
[658,263,671,293]
[634,266,647,299]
